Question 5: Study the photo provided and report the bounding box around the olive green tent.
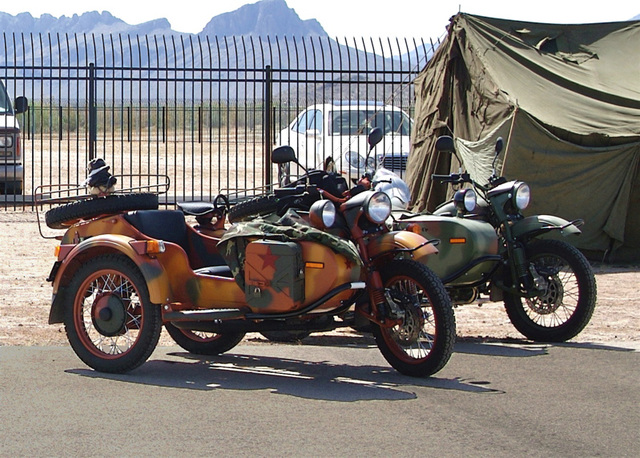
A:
[408,13,640,262]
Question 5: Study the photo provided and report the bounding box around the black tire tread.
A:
[45,193,159,229]
[164,323,245,355]
[373,260,456,377]
[228,195,277,223]
[504,239,597,342]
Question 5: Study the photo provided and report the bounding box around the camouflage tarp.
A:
[218,210,362,290]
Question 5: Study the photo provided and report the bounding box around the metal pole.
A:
[88,62,96,160]
[264,64,272,187]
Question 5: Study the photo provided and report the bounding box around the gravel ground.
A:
[1,210,638,347]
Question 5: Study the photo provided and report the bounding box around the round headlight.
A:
[309,200,336,229]
[366,155,376,170]
[365,192,392,224]
[453,188,477,213]
[345,151,365,169]
[513,182,531,210]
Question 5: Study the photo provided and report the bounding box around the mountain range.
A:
[0,0,328,38]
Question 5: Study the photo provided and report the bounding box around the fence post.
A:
[264,64,272,187]
[88,62,96,160]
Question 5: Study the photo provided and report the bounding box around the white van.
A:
[0,80,28,195]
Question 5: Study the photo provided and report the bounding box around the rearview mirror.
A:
[495,137,504,155]
[14,96,29,114]
[435,136,455,153]
[368,127,383,150]
[271,146,297,164]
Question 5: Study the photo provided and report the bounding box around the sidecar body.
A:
[48,208,365,325]
[394,213,500,286]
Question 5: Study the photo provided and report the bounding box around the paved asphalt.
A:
[1,337,638,456]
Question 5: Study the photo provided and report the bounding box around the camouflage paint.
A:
[395,215,500,286]
[52,233,172,305]
[51,211,363,316]
[244,240,305,310]
[366,230,439,265]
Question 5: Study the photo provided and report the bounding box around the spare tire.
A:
[227,195,277,223]
[45,193,159,229]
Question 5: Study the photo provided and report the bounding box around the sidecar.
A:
[46,207,365,323]
[394,213,500,287]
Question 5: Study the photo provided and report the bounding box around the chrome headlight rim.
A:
[345,150,365,169]
[0,135,14,148]
[453,188,477,213]
[309,199,337,229]
[364,191,392,224]
[513,182,531,211]
[366,155,376,170]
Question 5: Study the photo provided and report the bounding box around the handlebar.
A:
[431,173,472,184]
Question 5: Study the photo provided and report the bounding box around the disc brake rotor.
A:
[527,269,565,314]
[388,290,425,345]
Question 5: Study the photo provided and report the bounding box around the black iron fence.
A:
[0,33,438,209]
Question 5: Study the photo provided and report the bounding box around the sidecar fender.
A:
[367,230,439,265]
[511,215,582,240]
[49,234,172,324]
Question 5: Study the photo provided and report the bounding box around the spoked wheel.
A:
[372,260,456,377]
[64,254,162,373]
[504,239,597,342]
[164,323,245,355]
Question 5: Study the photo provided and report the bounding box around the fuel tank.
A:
[394,214,500,286]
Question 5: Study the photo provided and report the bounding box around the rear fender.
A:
[49,234,172,324]
[367,231,438,265]
[511,215,582,240]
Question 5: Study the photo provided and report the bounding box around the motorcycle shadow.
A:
[454,336,637,356]
[67,348,503,401]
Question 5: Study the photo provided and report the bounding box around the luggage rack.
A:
[34,174,170,239]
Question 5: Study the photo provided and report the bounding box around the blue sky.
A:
[3,1,638,38]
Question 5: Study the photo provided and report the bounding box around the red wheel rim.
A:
[380,275,437,364]
[73,268,144,359]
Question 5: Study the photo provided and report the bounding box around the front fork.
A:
[356,269,405,327]
[507,239,547,297]
[511,243,533,291]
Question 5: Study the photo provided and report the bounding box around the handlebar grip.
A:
[431,174,454,182]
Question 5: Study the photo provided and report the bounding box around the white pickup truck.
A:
[0,81,28,195]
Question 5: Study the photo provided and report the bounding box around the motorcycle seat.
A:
[124,210,189,251]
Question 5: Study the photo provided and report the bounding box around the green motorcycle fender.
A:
[511,215,582,240]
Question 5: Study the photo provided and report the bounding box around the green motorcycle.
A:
[394,136,596,342]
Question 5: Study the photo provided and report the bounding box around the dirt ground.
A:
[0,210,638,347]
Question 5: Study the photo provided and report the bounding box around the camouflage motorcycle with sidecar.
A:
[39,162,456,377]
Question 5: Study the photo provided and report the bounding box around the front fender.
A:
[367,230,438,265]
[49,234,172,323]
[511,215,582,240]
